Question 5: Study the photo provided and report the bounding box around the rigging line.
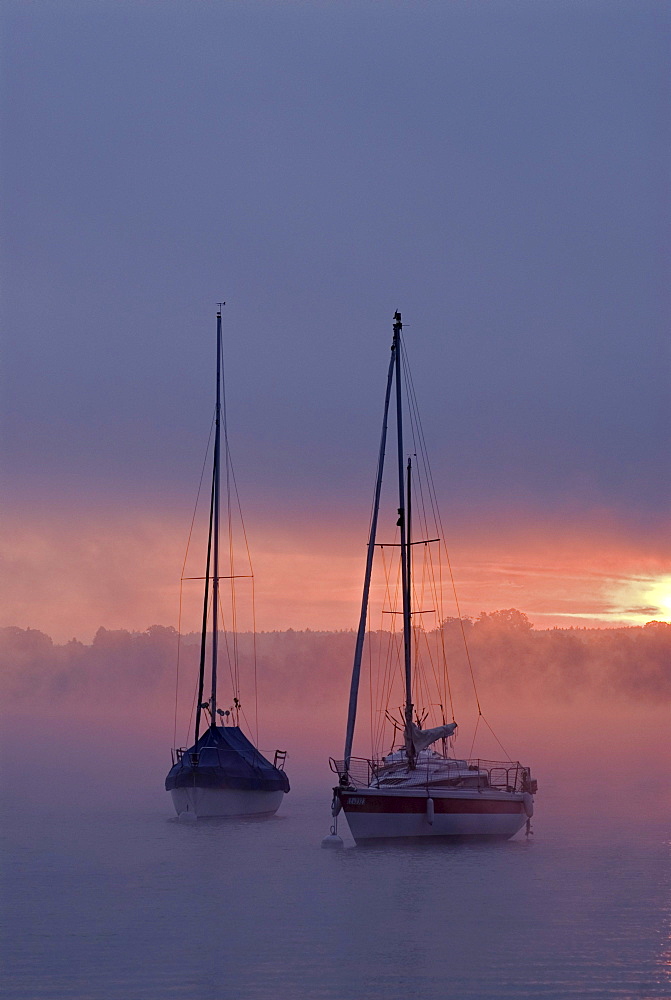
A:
[224,438,240,703]
[416,627,433,727]
[217,436,257,714]
[441,543,481,715]
[419,520,454,720]
[401,342,482,716]
[439,618,456,723]
[380,552,402,754]
[401,342,457,721]
[416,585,443,719]
[226,441,259,742]
[239,702,254,738]
[187,587,213,739]
[380,642,400,752]
[378,543,403,750]
[187,679,199,740]
[422,550,445,704]
[344,328,396,770]
[468,712,481,760]
[406,379,454,726]
[383,630,403,752]
[376,615,394,752]
[218,313,242,709]
[400,341,432,542]
[227,454,254,573]
[368,613,374,758]
[401,340,438,525]
[481,714,513,762]
[195,469,216,743]
[189,662,202,745]
[432,531,455,720]
[386,571,406,750]
[369,495,387,758]
[173,413,216,744]
[368,564,385,759]
[372,560,382,756]
[375,545,394,754]
[377,532,405,753]
[426,540,455,719]
[173,580,184,749]
[251,576,259,746]
[410,561,430,715]
[402,342,448,565]
[370,549,388,756]
[180,413,216,582]
[216,589,239,710]
[376,544,394,739]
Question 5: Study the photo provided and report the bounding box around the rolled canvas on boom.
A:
[410,722,457,754]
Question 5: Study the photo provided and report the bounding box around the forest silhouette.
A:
[2,612,668,710]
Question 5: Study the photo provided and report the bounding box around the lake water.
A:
[1,792,669,1000]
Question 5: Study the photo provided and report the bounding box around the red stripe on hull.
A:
[341,793,522,815]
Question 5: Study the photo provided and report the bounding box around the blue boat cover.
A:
[165,726,290,793]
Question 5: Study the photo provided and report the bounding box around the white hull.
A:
[170,786,285,819]
[339,787,528,843]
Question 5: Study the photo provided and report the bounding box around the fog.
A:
[2,615,668,826]
[2,615,668,1000]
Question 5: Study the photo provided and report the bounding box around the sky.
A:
[1,0,669,642]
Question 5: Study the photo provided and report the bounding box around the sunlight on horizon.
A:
[604,573,671,626]
[1,508,669,642]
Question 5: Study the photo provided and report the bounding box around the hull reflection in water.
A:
[170,787,285,819]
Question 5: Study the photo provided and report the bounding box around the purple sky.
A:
[2,1,669,539]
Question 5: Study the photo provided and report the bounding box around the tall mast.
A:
[194,473,215,742]
[342,321,396,773]
[406,452,412,648]
[394,314,414,767]
[210,308,223,725]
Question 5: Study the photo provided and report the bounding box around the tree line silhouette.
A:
[1,611,668,709]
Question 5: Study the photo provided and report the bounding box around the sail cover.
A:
[410,722,457,754]
[165,726,290,793]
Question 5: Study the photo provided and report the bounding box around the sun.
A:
[607,574,671,625]
[647,577,671,620]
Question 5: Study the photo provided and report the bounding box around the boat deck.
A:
[330,755,532,793]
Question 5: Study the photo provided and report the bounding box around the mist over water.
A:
[1,624,669,999]
[1,787,669,999]
[2,0,668,992]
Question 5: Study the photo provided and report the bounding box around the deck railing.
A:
[330,756,531,793]
[171,746,270,772]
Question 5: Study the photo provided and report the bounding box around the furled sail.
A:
[410,722,457,754]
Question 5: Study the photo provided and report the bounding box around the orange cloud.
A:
[1,503,668,642]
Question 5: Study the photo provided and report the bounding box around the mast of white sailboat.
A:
[406,458,412,610]
[210,307,223,726]
[342,318,396,775]
[395,316,414,767]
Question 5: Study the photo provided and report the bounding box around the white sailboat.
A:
[166,308,289,819]
[328,312,537,844]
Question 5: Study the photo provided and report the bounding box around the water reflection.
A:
[1,799,669,1000]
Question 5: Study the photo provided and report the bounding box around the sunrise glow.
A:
[2,506,668,642]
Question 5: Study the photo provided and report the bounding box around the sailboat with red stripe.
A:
[327,312,537,844]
